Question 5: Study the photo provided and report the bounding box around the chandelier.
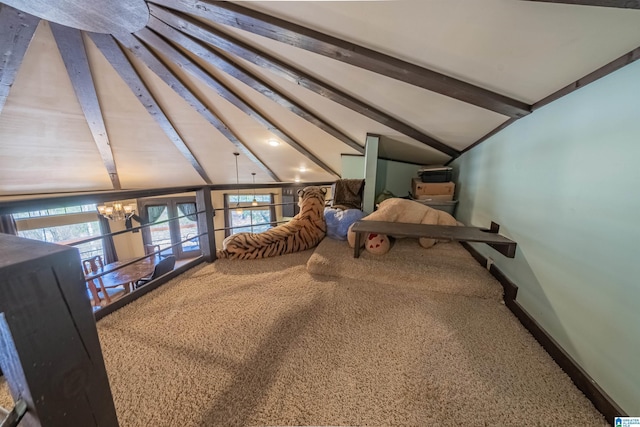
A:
[97,202,136,221]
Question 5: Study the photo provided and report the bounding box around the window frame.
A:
[13,205,106,261]
[223,193,276,237]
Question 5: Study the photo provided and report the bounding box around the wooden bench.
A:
[351,220,517,258]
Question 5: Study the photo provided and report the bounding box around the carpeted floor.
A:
[1,239,607,426]
[307,237,503,300]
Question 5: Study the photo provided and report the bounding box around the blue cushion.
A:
[324,207,365,240]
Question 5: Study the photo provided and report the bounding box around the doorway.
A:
[138,197,201,260]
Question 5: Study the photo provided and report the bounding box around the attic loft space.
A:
[1,0,640,422]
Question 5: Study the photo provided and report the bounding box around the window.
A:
[14,204,105,260]
[225,194,275,236]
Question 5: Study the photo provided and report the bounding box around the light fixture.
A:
[294,177,301,183]
[97,201,136,221]
[233,152,243,214]
[299,166,307,172]
[268,139,280,147]
[251,172,258,206]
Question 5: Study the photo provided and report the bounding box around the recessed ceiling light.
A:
[299,166,307,172]
[268,139,280,147]
[294,177,301,183]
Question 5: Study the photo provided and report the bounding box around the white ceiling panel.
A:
[0,21,112,195]
[242,0,640,102]
[1,1,639,197]
[213,25,510,150]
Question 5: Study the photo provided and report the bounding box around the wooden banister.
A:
[0,234,119,426]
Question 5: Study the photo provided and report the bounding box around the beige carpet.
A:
[0,241,607,426]
[307,237,504,300]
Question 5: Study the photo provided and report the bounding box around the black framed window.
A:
[224,193,276,237]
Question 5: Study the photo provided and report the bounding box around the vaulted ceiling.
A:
[1,0,640,197]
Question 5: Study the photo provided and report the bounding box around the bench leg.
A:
[354,232,364,258]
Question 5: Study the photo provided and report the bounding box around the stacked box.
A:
[411,178,457,215]
[411,179,455,201]
[418,166,453,183]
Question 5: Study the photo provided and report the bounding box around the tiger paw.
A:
[365,233,391,255]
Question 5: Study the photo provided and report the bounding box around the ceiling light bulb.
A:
[299,166,306,172]
[268,139,280,147]
[252,199,258,206]
[294,177,301,183]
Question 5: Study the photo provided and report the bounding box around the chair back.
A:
[151,255,176,280]
[82,255,104,275]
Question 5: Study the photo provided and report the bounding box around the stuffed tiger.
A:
[216,186,327,260]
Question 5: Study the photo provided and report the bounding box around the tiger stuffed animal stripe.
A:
[216,186,327,260]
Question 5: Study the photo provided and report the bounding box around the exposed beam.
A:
[525,0,640,9]
[457,45,640,158]
[135,26,340,177]
[0,5,40,116]
[147,16,364,155]
[113,33,281,182]
[87,32,212,185]
[0,0,149,33]
[150,5,460,159]
[148,0,531,118]
[49,23,121,190]
[533,46,640,110]
[455,118,517,159]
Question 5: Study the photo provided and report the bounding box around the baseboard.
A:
[460,242,627,422]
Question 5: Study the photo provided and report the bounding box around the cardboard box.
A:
[412,178,455,197]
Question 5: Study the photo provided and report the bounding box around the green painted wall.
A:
[375,159,422,199]
[341,155,365,179]
[452,60,640,414]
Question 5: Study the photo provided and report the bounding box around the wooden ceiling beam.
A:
[50,23,121,190]
[525,0,640,9]
[533,46,640,110]
[0,5,40,116]
[150,5,460,159]
[457,45,640,160]
[113,33,281,182]
[0,0,149,33]
[135,26,340,177]
[148,0,531,119]
[147,16,364,155]
[87,32,213,185]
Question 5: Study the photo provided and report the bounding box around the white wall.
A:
[452,60,640,414]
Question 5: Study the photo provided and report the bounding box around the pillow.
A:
[324,207,365,240]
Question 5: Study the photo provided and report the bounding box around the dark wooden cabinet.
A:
[0,234,118,426]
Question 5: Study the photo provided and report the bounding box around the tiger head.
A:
[297,186,327,207]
